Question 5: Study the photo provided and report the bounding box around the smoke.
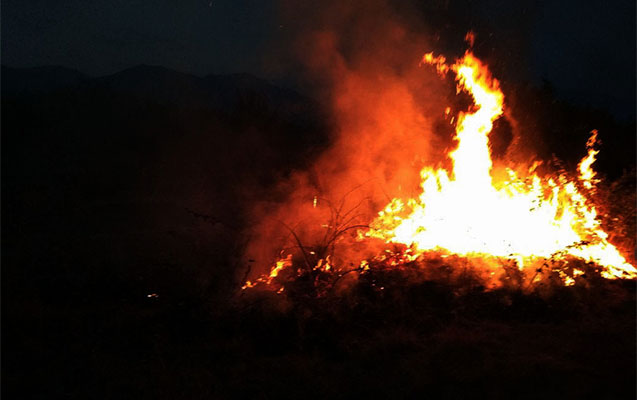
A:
[241,0,455,275]
[241,0,544,277]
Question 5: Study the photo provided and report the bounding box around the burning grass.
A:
[241,247,632,302]
[242,41,636,299]
[240,168,635,304]
[232,246,635,398]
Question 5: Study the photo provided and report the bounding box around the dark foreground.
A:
[5,274,636,399]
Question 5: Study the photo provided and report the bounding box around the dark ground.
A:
[2,66,635,399]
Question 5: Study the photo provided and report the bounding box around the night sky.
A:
[2,0,635,119]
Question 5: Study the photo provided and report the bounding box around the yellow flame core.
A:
[366,51,636,280]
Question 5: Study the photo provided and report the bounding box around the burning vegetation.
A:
[241,40,635,299]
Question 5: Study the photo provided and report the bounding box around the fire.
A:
[578,130,600,190]
[242,47,635,293]
[241,254,293,290]
[365,50,636,280]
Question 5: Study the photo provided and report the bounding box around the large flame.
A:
[365,51,636,280]
[242,48,636,293]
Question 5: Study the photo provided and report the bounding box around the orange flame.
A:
[464,31,475,47]
[578,129,600,190]
[365,51,636,280]
[241,254,293,290]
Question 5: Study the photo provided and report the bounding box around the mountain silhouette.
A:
[2,64,329,313]
[3,64,317,122]
[2,65,89,94]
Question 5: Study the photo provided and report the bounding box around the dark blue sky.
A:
[532,1,635,119]
[2,0,635,119]
[2,0,277,76]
